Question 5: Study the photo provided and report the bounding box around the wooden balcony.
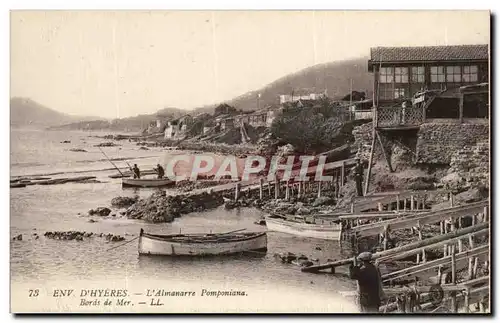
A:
[375,106,425,130]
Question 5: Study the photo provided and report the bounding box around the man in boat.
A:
[353,158,364,197]
[131,164,141,179]
[348,251,385,313]
[154,163,165,179]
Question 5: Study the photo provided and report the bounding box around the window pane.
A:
[395,67,401,74]
[419,75,424,82]
[380,67,387,75]
[402,75,408,83]
[471,65,478,73]
[438,75,445,82]
[463,74,470,82]
[401,67,408,75]
[387,67,393,74]
[431,74,437,82]
[446,66,454,74]
[438,66,444,73]
[447,74,454,82]
[431,66,437,73]
[418,66,424,73]
[454,74,461,82]
[464,66,470,73]
[471,74,478,82]
[455,66,461,73]
[387,75,393,83]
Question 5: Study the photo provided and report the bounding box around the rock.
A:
[111,196,138,208]
[13,234,22,241]
[454,186,489,204]
[315,246,322,250]
[296,207,311,215]
[69,148,87,152]
[139,147,149,150]
[110,213,116,217]
[94,142,120,147]
[88,207,112,217]
[60,140,71,143]
[312,196,334,207]
[88,219,98,223]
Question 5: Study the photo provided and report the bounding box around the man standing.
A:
[354,158,364,197]
[349,252,385,313]
[131,164,141,179]
[155,163,165,179]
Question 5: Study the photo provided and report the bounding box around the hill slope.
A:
[196,57,372,113]
[10,97,104,128]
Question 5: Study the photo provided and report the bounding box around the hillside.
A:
[49,107,187,132]
[196,57,372,113]
[10,97,104,128]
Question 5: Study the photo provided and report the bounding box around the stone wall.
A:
[416,123,489,164]
[442,139,490,190]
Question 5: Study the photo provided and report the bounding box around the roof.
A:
[369,44,489,64]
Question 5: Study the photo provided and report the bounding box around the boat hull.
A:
[265,217,342,241]
[138,231,268,256]
[122,178,174,188]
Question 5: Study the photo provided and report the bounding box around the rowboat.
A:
[265,215,342,241]
[122,178,174,188]
[138,229,268,256]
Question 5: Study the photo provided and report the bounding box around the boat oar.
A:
[98,147,124,177]
[215,228,247,235]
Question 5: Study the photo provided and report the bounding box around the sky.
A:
[10,10,490,119]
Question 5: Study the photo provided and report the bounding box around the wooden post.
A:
[417,221,426,263]
[383,225,390,251]
[451,245,456,284]
[267,182,271,196]
[440,221,444,235]
[259,178,264,200]
[464,288,470,313]
[483,206,489,222]
[396,195,400,212]
[472,257,478,280]
[297,181,302,198]
[274,179,280,200]
[340,162,345,187]
[459,92,464,124]
[364,129,376,196]
[378,202,383,212]
[285,180,290,200]
[468,257,474,280]
[450,192,454,207]
[350,202,354,214]
[235,183,241,201]
[410,195,414,211]
[317,181,322,198]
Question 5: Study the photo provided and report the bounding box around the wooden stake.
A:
[364,129,376,196]
[410,195,414,211]
[235,183,241,201]
[259,178,264,200]
[450,192,454,207]
[274,179,280,200]
[317,181,322,198]
[297,181,302,198]
[341,161,345,186]
[396,195,400,212]
[285,180,290,200]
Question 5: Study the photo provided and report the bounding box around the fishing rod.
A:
[98,147,124,177]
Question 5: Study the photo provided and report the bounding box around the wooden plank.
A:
[350,201,488,237]
[364,129,376,196]
[302,222,489,273]
[382,245,489,281]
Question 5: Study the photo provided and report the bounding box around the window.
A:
[446,66,462,82]
[431,66,445,83]
[463,65,478,83]
[379,67,394,83]
[394,67,408,83]
[411,66,425,83]
[394,88,405,99]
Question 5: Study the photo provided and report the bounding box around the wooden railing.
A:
[375,106,425,128]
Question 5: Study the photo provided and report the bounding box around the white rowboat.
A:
[265,216,342,241]
[122,178,174,188]
[138,229,267,256]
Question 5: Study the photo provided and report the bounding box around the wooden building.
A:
[368,44,489,104]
